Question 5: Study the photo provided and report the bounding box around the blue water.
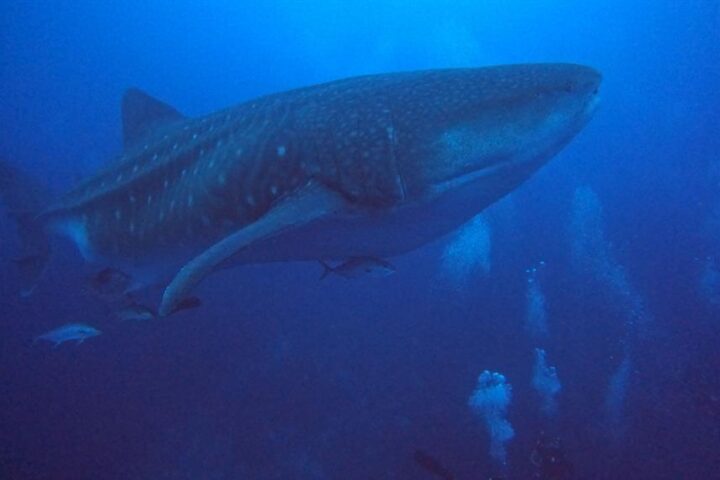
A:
[1,1,719,478]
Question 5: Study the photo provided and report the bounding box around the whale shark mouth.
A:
[429,155,529,199]
[447,89,601,195]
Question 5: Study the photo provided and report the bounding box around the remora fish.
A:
[171,295,202,313]
[413,449,455,480]
[319,257,395,280]
[1,64,601,315]
[115,303,156,321]
[89,267,132,298]
[34,323,101,347]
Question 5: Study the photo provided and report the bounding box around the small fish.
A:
[89,267,131,297]
[413,449,455,480]
[319,256,395,280]
[12,253,49,297]
[115,304,156,321]
[34,323,101,347]
[12,254,46,270]
[170,296,202,314]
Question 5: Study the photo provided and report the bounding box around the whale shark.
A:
[1,64,601,315]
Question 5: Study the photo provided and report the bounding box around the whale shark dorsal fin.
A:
[157,183,346,317]
[121,88,184,149]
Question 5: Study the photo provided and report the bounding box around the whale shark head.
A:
[391,64,601,204]
[3,64,602,315]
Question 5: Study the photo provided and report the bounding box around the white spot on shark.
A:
[218,173,227,185]
[187,194,194,207]
[277,145,286,157]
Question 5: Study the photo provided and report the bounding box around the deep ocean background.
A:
[1,1,719,478]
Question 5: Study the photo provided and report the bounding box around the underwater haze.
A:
[1,1,719,478]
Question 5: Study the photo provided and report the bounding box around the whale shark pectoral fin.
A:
[158,183,346,317]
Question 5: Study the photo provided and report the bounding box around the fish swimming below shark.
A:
[88,267,133,301]
[413,449,455,480]
[0,63,601,315]
[34,323,101,347]
[115,303,156,322]
[319,256,395,280]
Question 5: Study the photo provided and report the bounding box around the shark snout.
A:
[573,65,602,114]
[564,64,602,96]
[550,64,601,123]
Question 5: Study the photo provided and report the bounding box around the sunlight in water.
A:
[469,370,514,466]
[441,214,492,284]
[700,257,720,306]
[570,186,652,327]
[605,355,632,439]
[532,348,561,417]
[571,187,648,439]
[525,262,549,340]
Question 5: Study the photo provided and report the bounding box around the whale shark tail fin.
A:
[0,159,52,297]
[318,260,335,280]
